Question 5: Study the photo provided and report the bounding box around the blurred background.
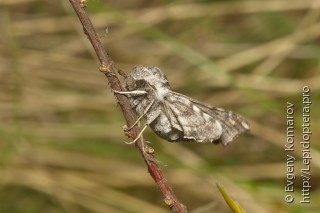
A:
[1,0,320,212]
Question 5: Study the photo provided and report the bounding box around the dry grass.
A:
[1,0,320,212]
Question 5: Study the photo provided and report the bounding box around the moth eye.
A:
[136,79,146,88]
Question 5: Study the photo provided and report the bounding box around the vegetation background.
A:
[1,0,319,212]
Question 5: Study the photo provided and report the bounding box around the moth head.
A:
[125,65,171,91]
[124,75,148,91]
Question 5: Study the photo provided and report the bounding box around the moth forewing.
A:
[164,92,223,142]
[189,99,250,146]
[161,100,182,132]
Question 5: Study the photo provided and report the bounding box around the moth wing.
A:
[164,92,223,142]
[167,91,250,146]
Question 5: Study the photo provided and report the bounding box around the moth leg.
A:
[125,124,148,144]
[126,99,155,131]
[112,89,147,96]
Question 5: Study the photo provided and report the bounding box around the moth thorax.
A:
[155,86,170,101]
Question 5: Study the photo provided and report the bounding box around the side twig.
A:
[68,1,187,212]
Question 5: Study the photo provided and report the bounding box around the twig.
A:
[68,1,187,212]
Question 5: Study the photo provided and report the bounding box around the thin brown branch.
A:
[68,0,186,212]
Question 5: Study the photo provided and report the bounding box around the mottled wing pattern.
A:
[163,91,223,143]
[166,91,250,146]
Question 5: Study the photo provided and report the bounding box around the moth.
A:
[115,65,250,146]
